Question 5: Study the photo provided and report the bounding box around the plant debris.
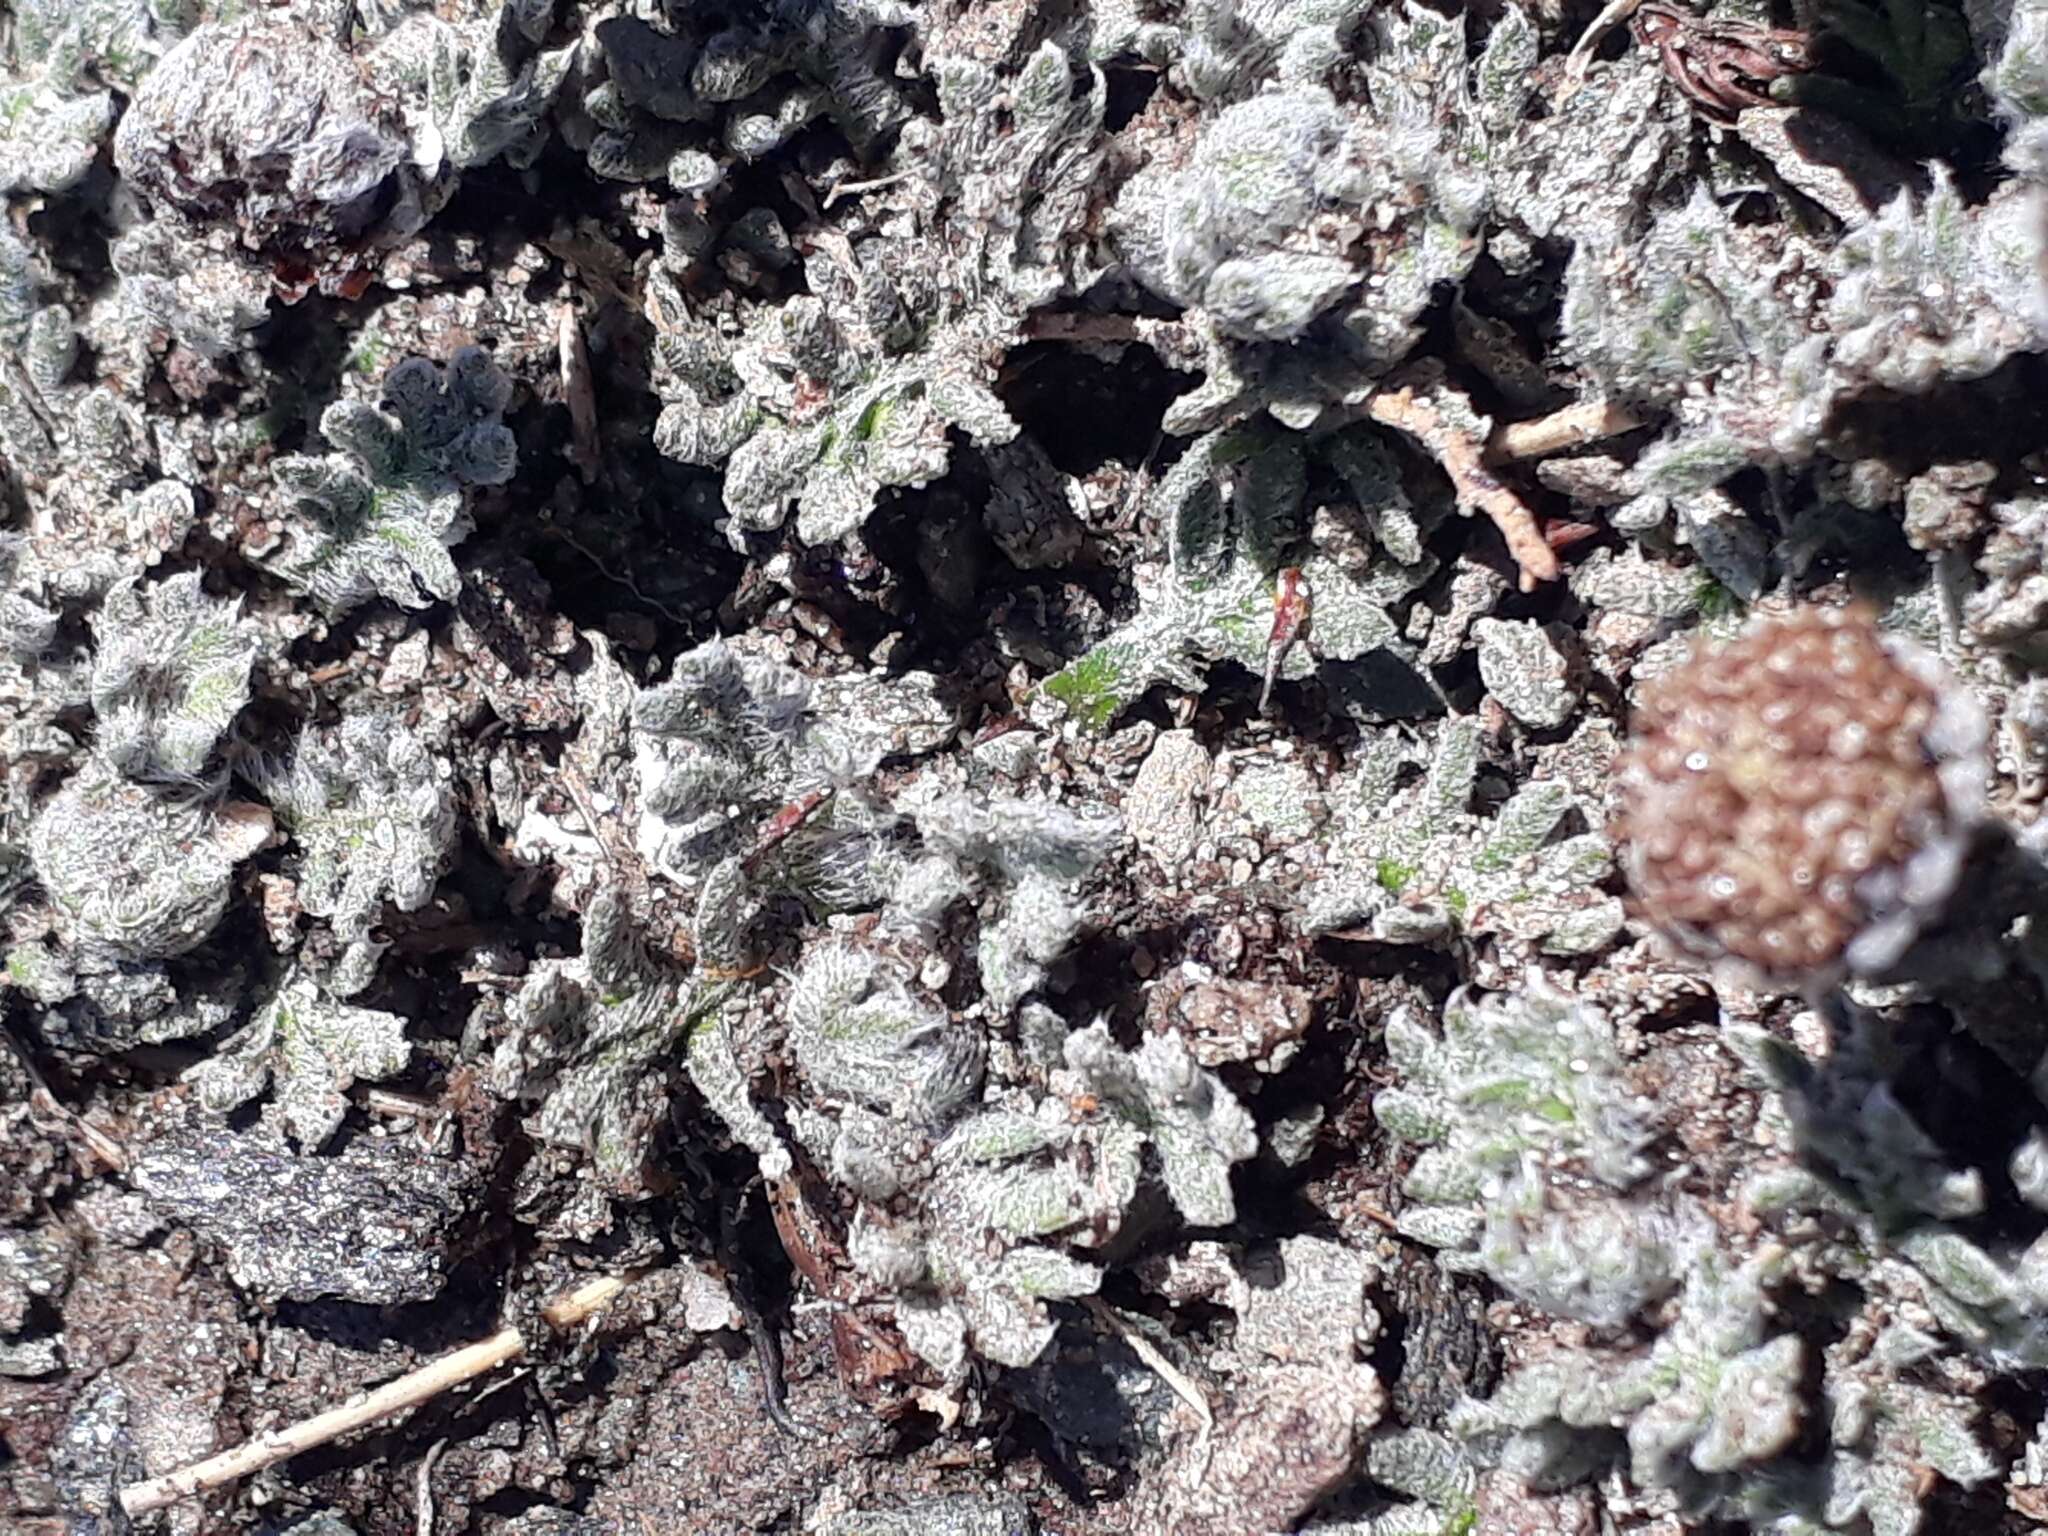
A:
[6,1,2048,1533]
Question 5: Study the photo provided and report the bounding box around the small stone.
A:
[1268,1104,1325,1166]
[0,1228,76,1333]
[674,1263,744,1333]
[1475,1470,1597,1536]
[382,628,432,687]
[1229,1236,1378,1363]
[972,727,1042,779]
[1609,491,1671,535]
[133,1124,476,1305]
[1571,546,1702,621]
[0,1335,63,1377]
[1154,978,1313,1072]
[1127,730,1211,866]
[1140,1361,1383,1535]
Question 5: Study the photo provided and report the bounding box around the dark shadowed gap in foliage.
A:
[1790,0,1998,172]
[1831,352,2048,471]
[571,498,735,636]
[859,443,1122,649]
[846,480,994,656]
[1314,933,1464,1002]
[428,142,653,252]
[23,184,117,299]
[1226,1152,1352,1250]
[1757,1274,1853,1472]
[1000,1295,1203,1472]
[251,293,362,459]
[472,1488,607,1522]
[271,1281,507,1363]
[1102,65,1160,132]
[1982,1370,2048,1487]
[1243,1024,1370,1158]
[992,1376,1140,1510]
[997,339,1199,477]
[1365,1239,1503,1431]
[665,1096,800,1314]
[1063,879,1352,1064]
[856,458,1131,676]
[1887,1007,2048,1244]
[1624,984,1721,1037]
[519,441,744,647]
[414,146,751,657]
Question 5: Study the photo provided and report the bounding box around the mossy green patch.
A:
[1695,576,1745,622]
[1043,648,1130,733]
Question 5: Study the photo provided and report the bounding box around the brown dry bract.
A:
[1633,0,1812,123]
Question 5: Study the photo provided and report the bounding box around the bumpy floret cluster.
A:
[1617,605,1985,981]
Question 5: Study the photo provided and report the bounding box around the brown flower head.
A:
[1616,604,1985,982]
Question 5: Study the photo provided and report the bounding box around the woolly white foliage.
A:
[267,348,516,615]
[260,711,456,988]
[1304,719,1623,955]
[186,967,412,1151]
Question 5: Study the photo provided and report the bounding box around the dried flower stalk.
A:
[118,1274,629,1515]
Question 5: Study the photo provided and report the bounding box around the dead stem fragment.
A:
[1083,1296,1215,1435]
[117,1274,630,1515]
[1487,400,1646,463]
[559,305,601,488]
[1,1026,128,1173]
[1565,0,1647,82]
[1366,367,1561,592]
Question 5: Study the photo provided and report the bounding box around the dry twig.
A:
[1366,367,1561,592]
[556,757,626,879]
[413,1435,448,1536]
[1486,399,1645,462]
[119,1274,629,1516]
[558,305,601,488]
[1082,1296,1214,1434]
[823,165,921,207]
[1565,0,1647,82]
[1,1025,128,1173]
